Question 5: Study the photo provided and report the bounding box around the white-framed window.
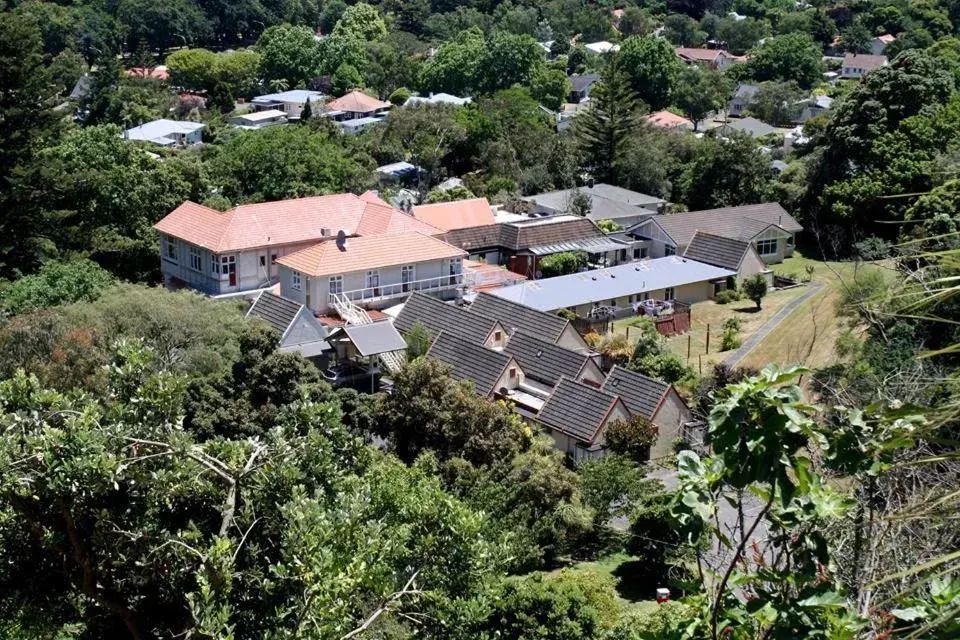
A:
[211,254,219,274]
[366,270,380,289]
[786,235,795,247]
[292,271,302,290]
[664,245,676,256]
[188,246,202,272]
[449,258,462,275]
[756,239,778,256]
[164,236,177,262]
[329,275,343,295]
[664,287,675,300]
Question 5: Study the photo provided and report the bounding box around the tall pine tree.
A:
[574,53,643,185]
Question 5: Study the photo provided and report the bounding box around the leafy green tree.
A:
[679,133,772,210]
[579,454,659,521]
[662,13,707,47]
[208,124,374,202]
[618,35,683,110]
[166,47,219,90]
[742,274,767,310]
[47,49,89,95]
[381,103,467,183]
[418,27,488,95]
[839,19,873,54]
[618,6,654,36]
[331,62,363,96]
[331,2,387,41]
[531,64,573,111]
[114,0,211,52]
[626,318,692,385]
[1,260,115,317]
[748,80,804,126]
[747,33,823,88]
[671,65,730,131]
[539,251,587,277]
[256,23,320,88]
[604,415,659,462]
[566,44,588,74]
[717,16,768,55]
[403,321,432,359]
[575,54,644,184]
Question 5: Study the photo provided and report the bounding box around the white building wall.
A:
[649,389,691,459]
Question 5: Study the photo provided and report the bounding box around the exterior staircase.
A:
[330,293,405,374]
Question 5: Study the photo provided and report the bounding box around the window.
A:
[366,270,380,289]
[329,275,343,295]
[508,367,517,379]
[164,236,177,262]
[664,287,675,300]
[494,330,502,342]
[786,235,795,247]
[642,292,650,301]
[633,248,641,259]
[188,246,202,272]
[292,271,302,290]
[271,253,278,264]
[259,255,267,267]
[664,245,676,256]
[211,254,219,274]
[756,239,778,256]
[401,265,415,292]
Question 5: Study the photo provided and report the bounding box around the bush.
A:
[388,86,412,105]
[604,415,658,462]
[540,251,588,277]
[742,274,768,310]
[720,328,742,351]
[0,260,116,316]
[557,308,578,321]
[714,289,742,304]
[404,321,432,359]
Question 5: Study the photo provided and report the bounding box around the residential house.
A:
[127,66,168,80]
[728,83,759,117]
[720,116,777,139]
[404,92,472,107]
[394,291,509,349]
[523,183,667,225]
[426,331,524,398]
[230,110,288,129]
[124,119,204,147]
[569,73,601,103]
[251,90,325,120]
[628,202,802,263]
[584,41,620,55]
[412,198,496,231]
[676,47,737,71]
[490,257,736,316]
[536,377,631,461]
[682,231,770,285]
[469,291,590,352]
[246,291,332,361]
[841,53,887,79]
[501,330,604,389]
[324,320,408,387]
[338,117,385,134]
[871,34,895,56]
[643,110,694,131]
[326,90,391,120]
[153,193,442,296]
[276,231,467,315]
[601,366,692,460]
[376,161,420,183]
[794,94,833,123]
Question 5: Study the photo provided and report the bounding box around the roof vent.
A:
[320,227,331,236]
[536,350,543,357]
[336,229,347,251]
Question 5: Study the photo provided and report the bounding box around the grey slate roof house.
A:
[501,331,604,388]
[523,184,667,225]
[682,231,769,283]
[394,292,508,349]
[729,83,758,117]
[426,331,523,397]
[537,377,631,461]
[720,116,777,139]
[469,292,589,352]
[601,366,694,459]
[246,291,331,358]
[569,73,601,103]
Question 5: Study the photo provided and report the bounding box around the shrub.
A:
[714,289,742,304]
[742,274,768,310]
[540,251,588,277]
[557,308,578,321]
[720,317,742,351]
[604,415,658,462]
[404,321,432,359]
[388,86,412,105]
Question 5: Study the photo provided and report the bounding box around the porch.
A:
[328,273,464,307]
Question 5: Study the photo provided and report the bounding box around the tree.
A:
[166,47,218,91]
[742,274,768,310]
[604,415,659,462]
[114,0,211,52]
[746,33,823,88]
[618,35,683,110]
[566,44,588,74]
[671,65,730,131]
[575,55,643,184]
[748,80,804,126]
[578,454,658,521]
[839,19,873,54]
[331,2,387,41]
[663,13,707,47]
[720,317,742,351]
[418,27,487,95]
[679,133,772,210]
[530,64,572,111]
[381,103,467,184]
[618,6,653,36]
[484,31,542,91]
[1,260,115,317]
[717,16,768,55]
[626,318,692,384]
[256,23,320,89]
[403,321,432,359]
[539,251,587,277]
[331,62,363,96]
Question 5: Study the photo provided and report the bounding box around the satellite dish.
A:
[336,229,347,251]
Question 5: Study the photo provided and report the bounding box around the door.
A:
[222,255,237,288]
[366,270,380,297]
[401,265,414,292]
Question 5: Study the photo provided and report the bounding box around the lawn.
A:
[545,553,660,614]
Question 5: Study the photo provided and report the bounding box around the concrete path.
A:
[722,284,824,368]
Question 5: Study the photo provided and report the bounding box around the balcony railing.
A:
[328,273,464,305]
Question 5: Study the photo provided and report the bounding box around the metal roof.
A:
[490,257,735,311]
[124,119,203,142]
[252,90,325,103]
[528,236,628,255]
[343,322,407,356]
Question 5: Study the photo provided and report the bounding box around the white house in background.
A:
[251,89,325,119]
[338,117,385,134]
[404,92,472,107]
[871,34,895,56]
[276,231,468,315]
[795,94,833,123]
[584,41,620,54]
[124,119,204,147]
[230,109,288,129]
[153,193,441,296]
[728,83,759,117]
[676,47,738,71]
[841,53,888,79]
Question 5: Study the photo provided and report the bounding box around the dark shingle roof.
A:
[441,224,505,251]
[426,331,514,396]
[601,366,670,420]
[246,291,302,336]
[510,217,604,250]
[682,231,752,270]
[394,292,498,345]
[502,331,588,386]
[538,377,621,443]
[470,292,569,343]
[570,73,601,92]
[639,203,802,247]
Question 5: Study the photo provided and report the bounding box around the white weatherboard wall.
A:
[561,281,714,316]
[649,389,691,460]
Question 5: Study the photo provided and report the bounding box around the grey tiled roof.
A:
[470,292,569,343]
[682,231,751,270]
[601,365,670,420]
[537,377,621,443]
[426,331,514,396]
[441,224,504,251]
[502,331,588,386]
[246,291,302,336]
[394,292,498,345]
[570,73,601,92]
[640,203,802,247]
[441,217,605,252]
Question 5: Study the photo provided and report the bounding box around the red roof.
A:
[153,194,441,252]
[676,48,728,62]
[842,53,888,69]
[877,34,896,44]
[127,66,169,80]
[643,110,693,129]
[326,91,391,114]
[358,190,392,207]
[276,231,466,276]
[412,198,496,231]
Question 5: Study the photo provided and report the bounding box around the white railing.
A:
[329,293,405,374]
[328,274,463,306]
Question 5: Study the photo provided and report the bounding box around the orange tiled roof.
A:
[276,231,466,276]
[358,190,392,207]
[127,66,169,80]
[326,90,391,113]
[153,194,442,252]
[412,198,496,231]
[643,110,693,129]
[676,47,727,62]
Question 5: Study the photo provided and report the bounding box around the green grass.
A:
[546,553,660,612]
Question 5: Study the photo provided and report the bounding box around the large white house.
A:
[153,192,442,296]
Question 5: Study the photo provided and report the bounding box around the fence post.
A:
[698,354,702,374]
[705,324,711,354]
[687,334,692,361]
[626,326,631,341]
